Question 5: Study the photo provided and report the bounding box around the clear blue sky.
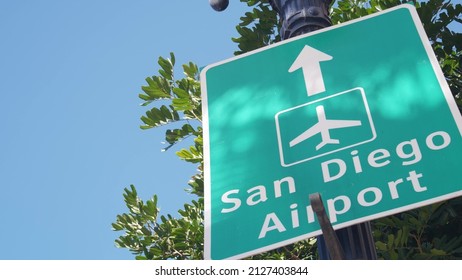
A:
[0,1,460,260]
[0,0,249,260]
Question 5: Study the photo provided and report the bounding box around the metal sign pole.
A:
[270,0,377,260]
[209,0,377,260]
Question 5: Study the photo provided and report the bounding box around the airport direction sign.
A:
[201,4,462,260]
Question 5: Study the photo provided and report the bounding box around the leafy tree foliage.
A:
[113,186,204,259]
[113,0,462,259]
[112,52,205,259]
[233,0,280,55]
[374,199,462,259]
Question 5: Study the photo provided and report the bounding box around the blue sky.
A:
[0,1,460,260]
[0,0,249,260]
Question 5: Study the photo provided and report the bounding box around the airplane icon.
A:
[289,105,362,150]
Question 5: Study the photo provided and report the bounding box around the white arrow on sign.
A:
[289,45,333,97]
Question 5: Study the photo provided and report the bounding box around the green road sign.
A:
[201,4,462,260]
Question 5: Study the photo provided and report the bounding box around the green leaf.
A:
[387,234,395,250]
[174,242,189,250]
[176,147,202,163]
[111,223,124,231]
[141,77,171,99]
[158,56,173,80]
[140,105,180,129]
[430,248,447,256]
[172,87,189,98]
[149,247,163,256]
[145,199,158,218]
[172,97,194,111]
[376,241,388,251]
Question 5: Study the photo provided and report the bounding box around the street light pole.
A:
[271,0,376,260]
[269,0,332,39]
[269,0,377,260]
[209,0,377,260]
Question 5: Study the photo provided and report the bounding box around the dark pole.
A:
[209,0,377,260]
[269,0,377,260]
[269,0,332,39]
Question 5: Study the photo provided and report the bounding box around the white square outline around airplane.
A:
[275,87,377,167]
